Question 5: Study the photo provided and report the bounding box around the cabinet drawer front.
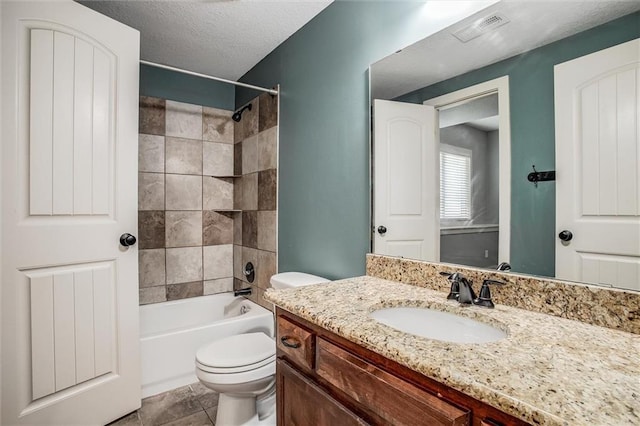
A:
[316,338,470,426]
[276,315,315,370]
[278,360,369,426]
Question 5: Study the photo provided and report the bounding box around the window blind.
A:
[440,146,471,220]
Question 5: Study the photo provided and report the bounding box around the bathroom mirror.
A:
[370,1,640,291]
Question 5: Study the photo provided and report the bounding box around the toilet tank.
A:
[270,272,330,289]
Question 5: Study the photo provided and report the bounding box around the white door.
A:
[373,100,438,261]
[1,2,141,424]
[555,38,640,291]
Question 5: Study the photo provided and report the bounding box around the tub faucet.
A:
[234,287,252,297]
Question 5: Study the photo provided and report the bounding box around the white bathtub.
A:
[140,293,274,398]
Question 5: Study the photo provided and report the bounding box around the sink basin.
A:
[369,307,507,344]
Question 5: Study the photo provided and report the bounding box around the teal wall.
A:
[396,12,640,276]
[140,64,235,110]
[237,1,494,279]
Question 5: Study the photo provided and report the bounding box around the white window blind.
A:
[440,144,471,220]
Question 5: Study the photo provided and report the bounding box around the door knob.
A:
[377,226,387,235]
[558,230,573,242]
[119,233,137,247]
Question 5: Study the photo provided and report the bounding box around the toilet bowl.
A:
[195,272,329,426]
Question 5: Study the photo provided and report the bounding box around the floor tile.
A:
[161,411,213,426]
[138,385,202,426]
[107,410,142,426]
[189,382,219,411]
[205,408,218,425]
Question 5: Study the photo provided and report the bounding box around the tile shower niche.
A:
[137,93,278,311]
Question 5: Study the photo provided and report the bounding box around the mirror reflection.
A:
[370,1,640,291]
[438,94,500,268]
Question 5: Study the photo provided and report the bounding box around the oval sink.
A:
[370,307,507,344]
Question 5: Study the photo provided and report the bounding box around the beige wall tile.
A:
[241,173,258,210]
[203,211,233,245]
[140,286,166,305]
[203,107,233,144]
[257,127,277,171]
[233,244,243,280]
[166,247,203,284]
[203,244,233,280]
[203,177,233,210]
[139,249,166,287]
[204,278,233,295]
[139,134,165,173]
[242,135,258,174]
[166,100,202,140]
[166,137,203,175]
[139,172,165,210]
[166,211,203,248]
[166,174,202,210]
[256,250,276,290]
[203,142,234,176]
[257,210,276,252]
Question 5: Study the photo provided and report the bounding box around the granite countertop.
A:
[265,276,640,426]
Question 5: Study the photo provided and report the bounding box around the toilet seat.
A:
[196,332,275,374]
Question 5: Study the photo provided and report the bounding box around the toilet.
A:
[195,272,330,426]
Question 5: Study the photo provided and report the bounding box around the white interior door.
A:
[373,99,438,261]
[555,38,640,291]
[1,2,141,424]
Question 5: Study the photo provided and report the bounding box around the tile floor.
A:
[108,383,219,426]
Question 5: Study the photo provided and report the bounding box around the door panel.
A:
[555,38,640,290]
[2,1,140,424]
[373,100,438,261]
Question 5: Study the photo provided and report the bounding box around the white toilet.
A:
[195,272,330,426]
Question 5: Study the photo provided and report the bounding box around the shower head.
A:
[232,103,252,122]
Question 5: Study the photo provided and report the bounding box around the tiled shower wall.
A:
[137,93,279,307]
[233,93,278,311]
[138,97,237,304]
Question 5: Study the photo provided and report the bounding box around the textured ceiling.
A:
[372,1,640,100]
[79,0,332,81]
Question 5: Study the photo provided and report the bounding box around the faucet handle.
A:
[473,279,506,308]
[440,271,462,300]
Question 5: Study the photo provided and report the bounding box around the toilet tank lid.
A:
[270,272,330,288]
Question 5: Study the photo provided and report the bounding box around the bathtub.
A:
[140,293,274,398]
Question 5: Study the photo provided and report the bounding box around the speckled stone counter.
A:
[265,276,640,426]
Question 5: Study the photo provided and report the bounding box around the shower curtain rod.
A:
[140,60,279,96]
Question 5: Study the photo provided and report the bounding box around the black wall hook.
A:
[527,165,555,187]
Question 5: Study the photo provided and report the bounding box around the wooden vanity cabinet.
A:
[275,308,529,426]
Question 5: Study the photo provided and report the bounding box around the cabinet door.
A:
[277,360,368,426]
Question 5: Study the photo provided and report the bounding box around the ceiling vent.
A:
[453,13,510,43]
